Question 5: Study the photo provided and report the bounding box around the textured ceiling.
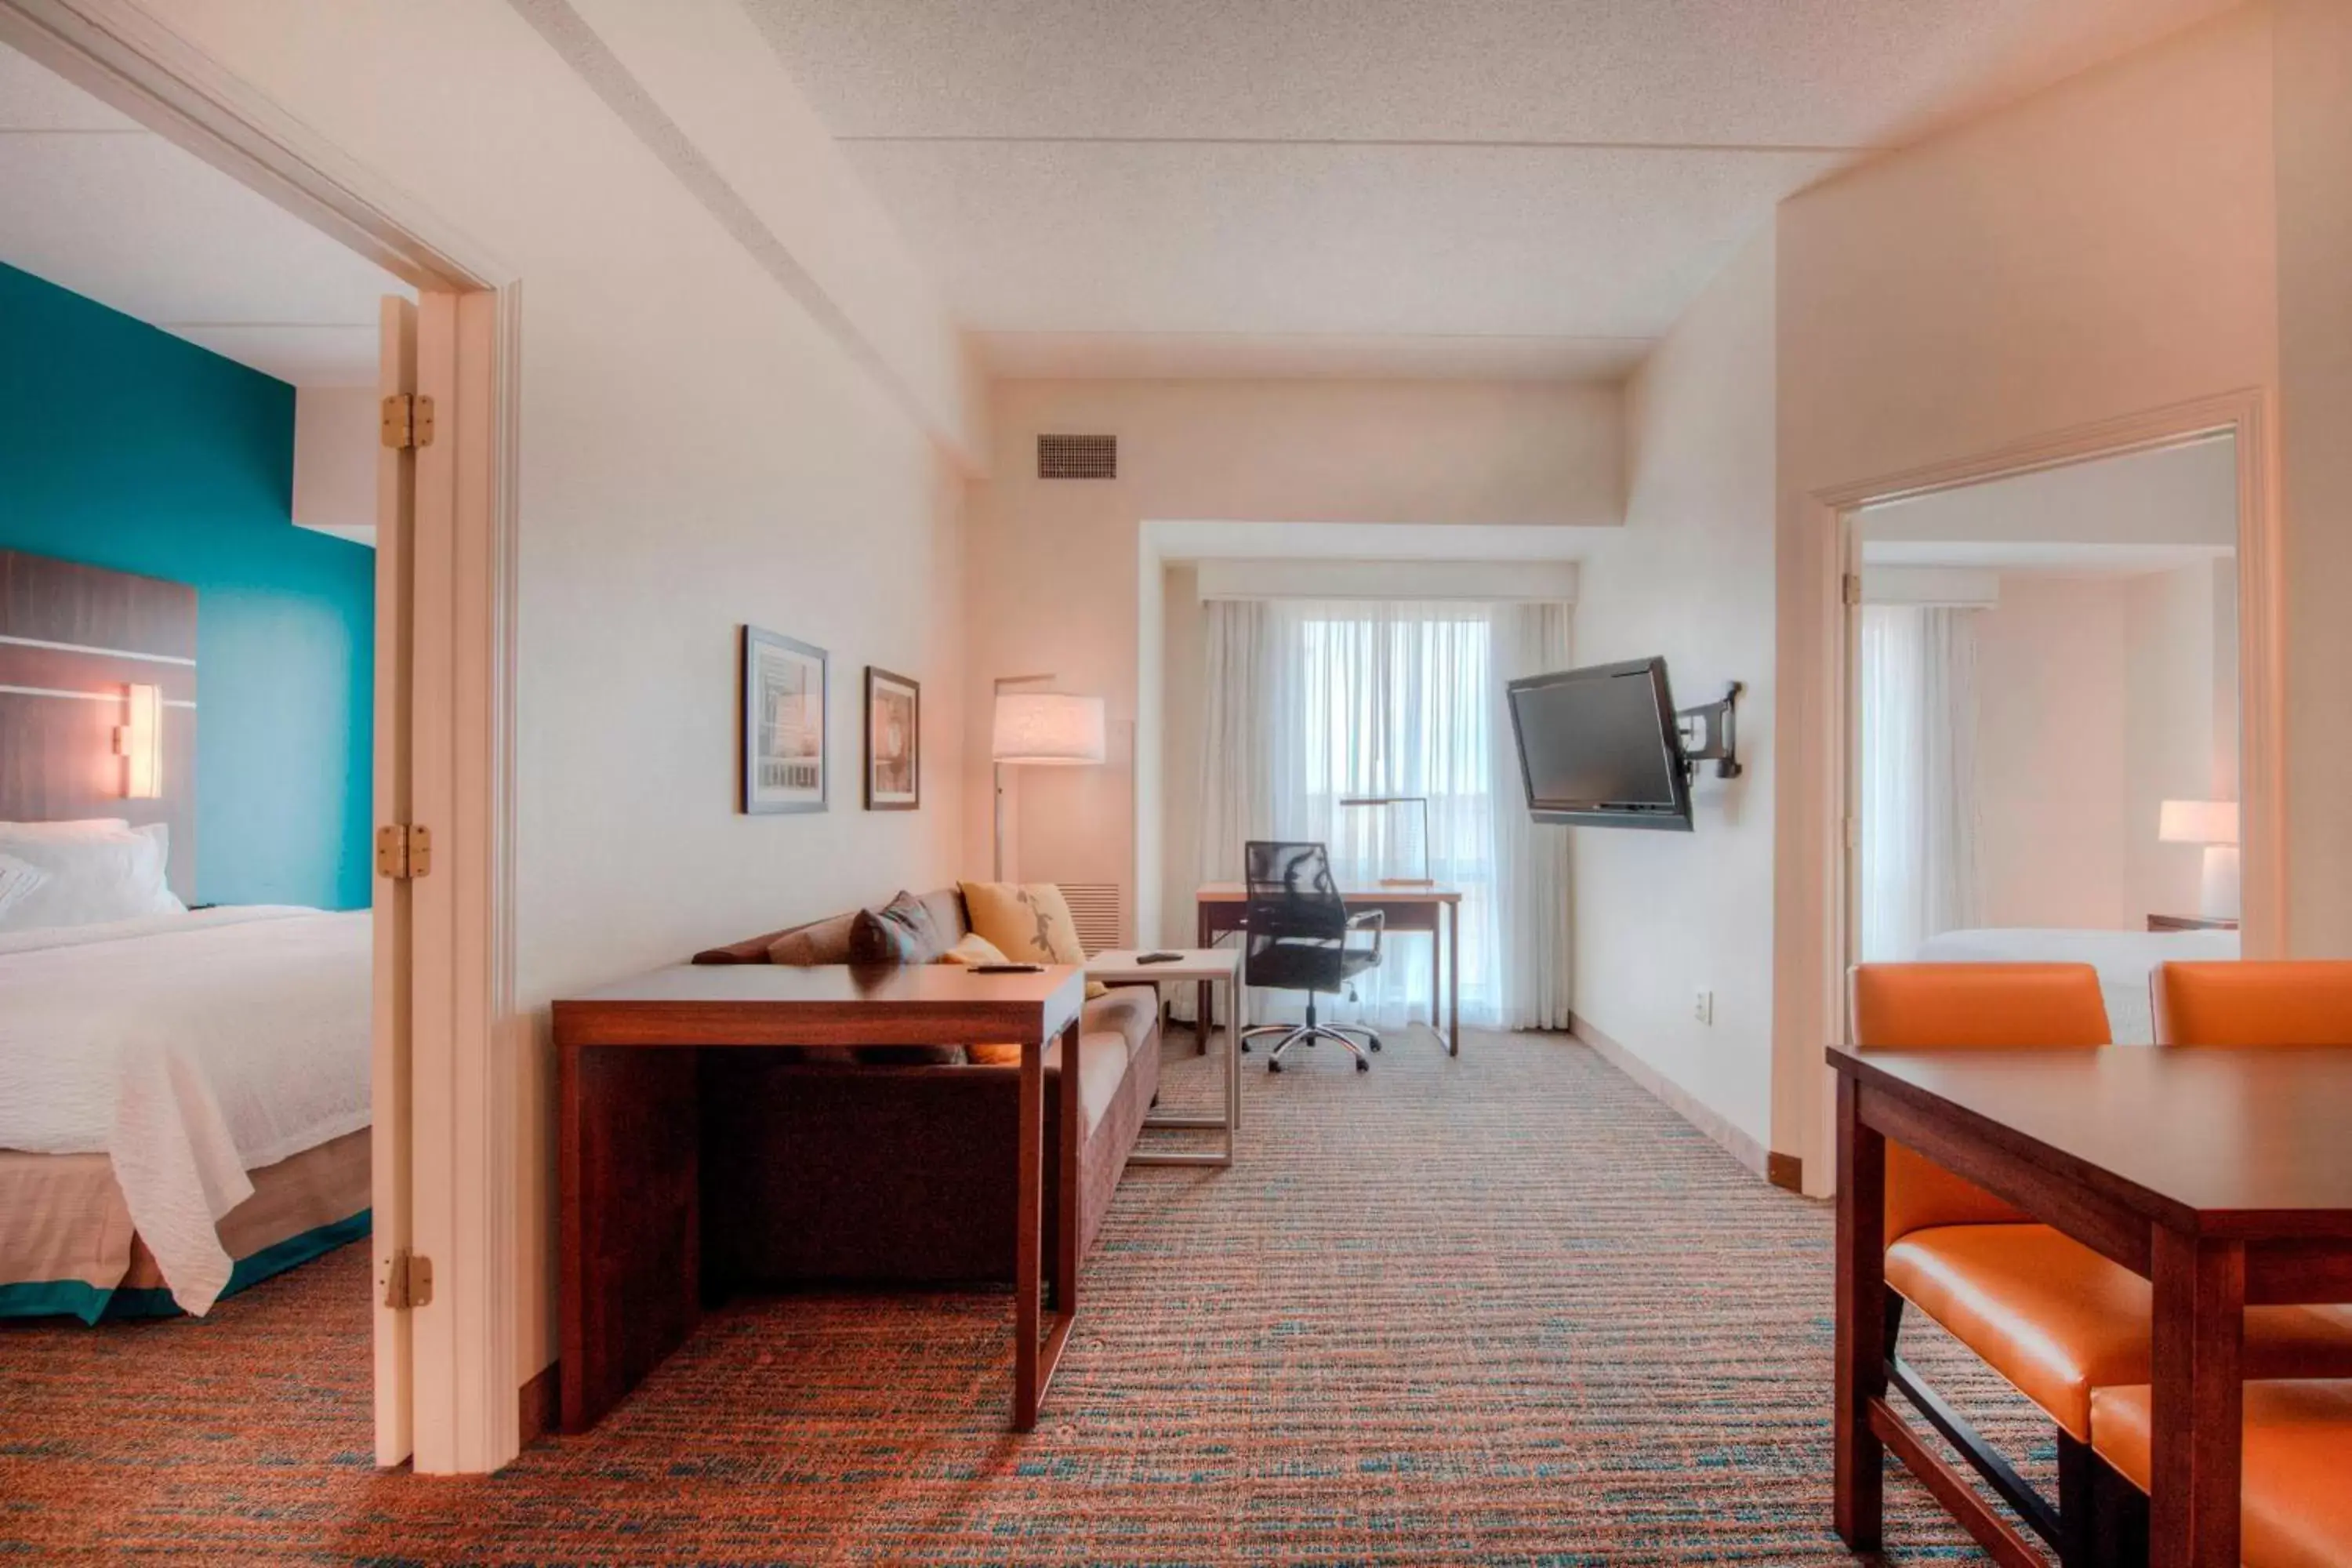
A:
[749,0,2241,382]
[0,43,405,387]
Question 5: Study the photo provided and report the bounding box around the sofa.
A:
[690,887,1160,1287]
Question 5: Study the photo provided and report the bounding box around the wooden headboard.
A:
[0,549,198,898]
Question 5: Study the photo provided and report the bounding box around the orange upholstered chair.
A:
[1854,963,2110,1244]
[1854,964,2115,1553]
[2091,1380,2352,1568]
[1853,963,2352,1560]
[2154,960,2352,1046]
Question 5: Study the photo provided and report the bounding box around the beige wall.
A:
[1158,564,1206,949]
[291,387,382,546]
[1769,5,2280,1188]
[2123,562,2232,920]
[2274,0,2352,954]
[1570,227,1778,1162]
[963,379,1625,939]
[1973,577,2133,930]
[148,0,981,1388]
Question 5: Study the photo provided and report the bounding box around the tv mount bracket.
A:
[1677,682,1744,781]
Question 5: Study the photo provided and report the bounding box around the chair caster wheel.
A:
[1369,1041,1382,1052]
[1239,1042,1250,1054]
[1268,1058,1283,1073]
[1355,1058,1370,1073]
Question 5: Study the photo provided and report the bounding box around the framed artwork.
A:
[864,666,920,810]
[741,626,827,814]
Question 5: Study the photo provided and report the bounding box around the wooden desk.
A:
[1196,882,1464,1057]
[554,962,1087,1434]
[1829,1044,2352,1568]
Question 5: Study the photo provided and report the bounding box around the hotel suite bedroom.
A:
[1853,436,2248,1038]
[0,39,396,1352]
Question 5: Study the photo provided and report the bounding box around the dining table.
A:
[1829,1041,2352,1568]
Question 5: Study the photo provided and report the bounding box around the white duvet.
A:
[0,906,371,1313]
[1911,926,2241,1044]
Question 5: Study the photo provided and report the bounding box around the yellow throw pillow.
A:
[937,930,1010,969]
[959,880,1107,999]
[937,931,1028,1065]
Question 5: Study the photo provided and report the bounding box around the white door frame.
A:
[0,0,525,1475]
[1798,388,2284,1188]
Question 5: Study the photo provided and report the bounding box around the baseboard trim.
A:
[518,1360,560,1447]
[1568,1011,1773,1182]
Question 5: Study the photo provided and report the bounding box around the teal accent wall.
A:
[0,261,373,909]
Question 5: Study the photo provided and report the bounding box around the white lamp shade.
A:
[991,692,1105,764]
[2158,799,2238,846]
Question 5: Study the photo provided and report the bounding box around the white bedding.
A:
[1911,926,2241,1044]
[0,906,371,1313]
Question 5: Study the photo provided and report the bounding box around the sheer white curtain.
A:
[1490,602,1575,1029]
[1859,604,1983,961]
[1192,597,1573,1029]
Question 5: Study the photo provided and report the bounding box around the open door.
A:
[372,296,419,1465]
[376,287,513,1474]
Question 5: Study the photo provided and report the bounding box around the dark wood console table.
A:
[554,962,1087,1433]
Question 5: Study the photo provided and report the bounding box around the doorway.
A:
[1846,434,2245,1042]
[0,5,518,1473]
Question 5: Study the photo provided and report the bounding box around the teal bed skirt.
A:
[0,1209,372,1324]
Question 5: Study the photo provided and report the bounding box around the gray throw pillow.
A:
[848,889,946,965]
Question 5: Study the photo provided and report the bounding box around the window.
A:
[1291,606,1498,1023]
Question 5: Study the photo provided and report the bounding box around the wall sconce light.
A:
[118,682,162,799]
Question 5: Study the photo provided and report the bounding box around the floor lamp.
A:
[991,675,1106,880]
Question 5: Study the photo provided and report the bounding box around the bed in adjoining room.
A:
[0,889,372,1322]
[0,551,372,1322]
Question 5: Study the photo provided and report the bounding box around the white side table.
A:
[1087,947,1240,1168]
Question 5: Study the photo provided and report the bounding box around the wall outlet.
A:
[1693,988,1715,1025]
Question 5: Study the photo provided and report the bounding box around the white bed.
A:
[1911,926,2241,1044]
[0,906,372,1315]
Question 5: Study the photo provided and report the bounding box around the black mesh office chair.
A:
[1238,840,1384,1073]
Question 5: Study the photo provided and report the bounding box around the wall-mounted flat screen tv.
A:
[1505,657,1693,831]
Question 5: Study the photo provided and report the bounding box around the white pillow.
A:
[0,818,132,838]
[0,822,183,933]
[0,854,48,924]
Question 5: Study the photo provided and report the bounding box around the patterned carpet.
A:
[0,1027,2048,1564]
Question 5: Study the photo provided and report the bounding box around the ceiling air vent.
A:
[1037,434,1116,481]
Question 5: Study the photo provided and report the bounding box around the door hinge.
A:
[383,1248,434,1310]
[376,823,431,880]
[1842,572,1864,607]
[380,392,435,450]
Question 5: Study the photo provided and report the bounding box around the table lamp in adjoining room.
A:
[990,676,1105,880]
[2159,798,2239,920]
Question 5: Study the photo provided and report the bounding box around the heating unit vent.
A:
[1058,882,1124,955]
[1037,434,1116,480]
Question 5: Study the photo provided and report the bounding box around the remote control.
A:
[1137,951,1184,964]
[971,962,1044,974]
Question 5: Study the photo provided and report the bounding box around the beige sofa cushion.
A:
[1048,989,1157,1135]
[1082,988,1156,1058]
